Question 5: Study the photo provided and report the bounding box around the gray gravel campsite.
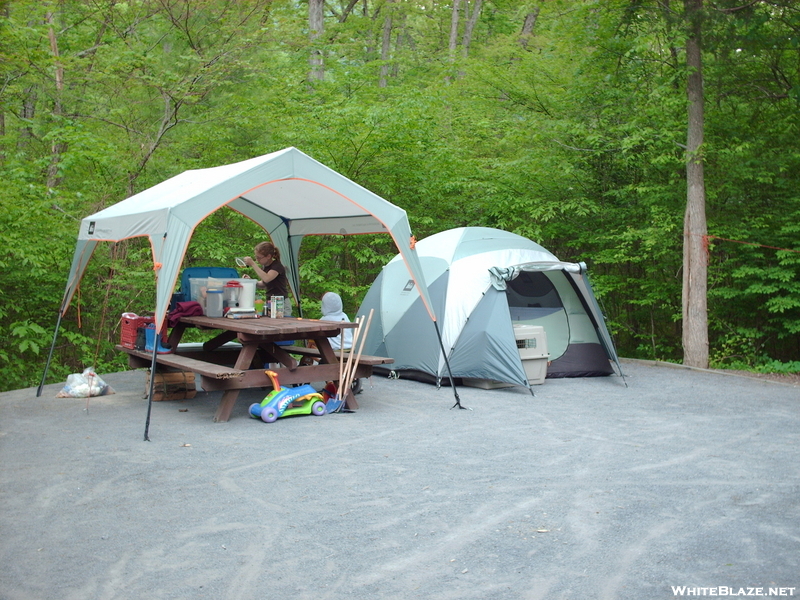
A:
[1,360,798,600]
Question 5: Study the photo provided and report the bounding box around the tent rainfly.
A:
[39,148,447,430]
[357,227,624,390]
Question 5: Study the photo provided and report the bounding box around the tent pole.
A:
[37,310,65,397]
[433,320,468,410]
[143,348,159,441]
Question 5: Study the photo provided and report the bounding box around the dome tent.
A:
[357,227,623,389]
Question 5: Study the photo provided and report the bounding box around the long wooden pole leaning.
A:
[338,329,345,396]
[341,309,373,405]
[338,315,363,407]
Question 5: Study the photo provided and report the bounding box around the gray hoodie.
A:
[321,292,353,350]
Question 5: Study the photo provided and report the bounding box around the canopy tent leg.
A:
[37,310,65,397]
[433,320,469,411]
[143,348,159,441]
[618,366,629,387]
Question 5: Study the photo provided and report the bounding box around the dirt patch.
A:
[718,369,800,386]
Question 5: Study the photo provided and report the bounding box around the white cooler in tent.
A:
[514,324,549,385]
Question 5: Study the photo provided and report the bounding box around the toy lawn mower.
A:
[249,370,326,423]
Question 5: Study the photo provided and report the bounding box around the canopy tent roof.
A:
[61,147,436,330]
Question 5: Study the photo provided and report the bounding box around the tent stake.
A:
[433,320,469,410]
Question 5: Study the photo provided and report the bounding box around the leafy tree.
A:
[0,0,797,393]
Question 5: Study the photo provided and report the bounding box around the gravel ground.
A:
[1,359,798,600]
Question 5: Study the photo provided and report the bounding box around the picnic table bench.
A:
[115,346,246,380]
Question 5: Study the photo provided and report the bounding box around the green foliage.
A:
[297,233,399,318]
[751,361,800,375]
[0,0,798,391]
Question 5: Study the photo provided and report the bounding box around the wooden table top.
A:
[178,315,357,337]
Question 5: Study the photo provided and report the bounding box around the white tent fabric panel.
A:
[448,288,529,386]
[81,153,276,238]
[440,247,556,372]
[61,240,99,312]
[545,270,601,344]
[238,181,387,233]
[411,228,557,359]
[375,256,449,336]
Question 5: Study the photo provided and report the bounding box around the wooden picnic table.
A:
[117,315,393,422]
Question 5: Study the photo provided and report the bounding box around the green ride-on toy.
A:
[248,370,326,423]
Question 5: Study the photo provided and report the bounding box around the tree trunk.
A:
[445,0,462,82]
[0,2,5,164]
[391,10,407,78]
[520,7,540,49]
[308,0,324,81]
[461,0,483,57]
[338,0,360,22]
[126,92,181,196]
[449,0,461,55]
[46,11,67,189]
[379,0,394,88]
[682,0,709,368]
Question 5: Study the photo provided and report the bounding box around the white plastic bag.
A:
[56,367,115,398]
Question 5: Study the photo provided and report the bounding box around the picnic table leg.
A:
[166,322,188,348]
[214,390,239,423]
[344,388,359,410]
[213,342,258,423]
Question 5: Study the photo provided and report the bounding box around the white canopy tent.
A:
[39,148,460,430]
[57,147,436,330]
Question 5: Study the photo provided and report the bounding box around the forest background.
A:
[1,0,798,392]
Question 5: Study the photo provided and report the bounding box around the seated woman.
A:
[321,292,353,350]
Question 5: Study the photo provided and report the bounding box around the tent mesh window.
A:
[506,272,563,309]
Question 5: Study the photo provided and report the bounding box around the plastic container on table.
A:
[270,296,284,319]
[206,289,224,318]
